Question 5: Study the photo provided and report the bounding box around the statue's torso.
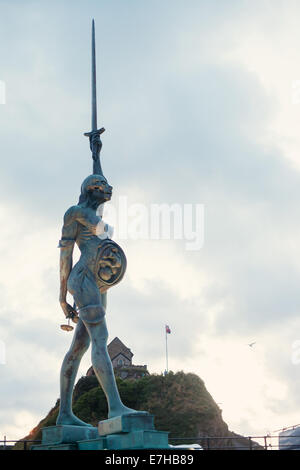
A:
[72,212,126,293]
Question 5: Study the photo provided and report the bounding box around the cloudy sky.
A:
[1,0,300,441]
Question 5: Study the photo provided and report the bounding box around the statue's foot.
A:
[56,412,93,427]
[108,404,149,419]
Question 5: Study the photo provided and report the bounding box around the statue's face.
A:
[88,176,113,202]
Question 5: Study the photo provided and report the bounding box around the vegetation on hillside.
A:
[15,371,260,449]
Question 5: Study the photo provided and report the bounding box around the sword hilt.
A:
[84,127,105,175]
[83,127,105,138]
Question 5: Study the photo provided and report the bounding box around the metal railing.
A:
[1,434,300,450]
[0,440,41,450]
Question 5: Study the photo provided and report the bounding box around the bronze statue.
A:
[56,20,144,426]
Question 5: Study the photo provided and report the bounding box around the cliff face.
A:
[16,371,260,450]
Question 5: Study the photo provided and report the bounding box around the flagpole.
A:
[165,328,168,374]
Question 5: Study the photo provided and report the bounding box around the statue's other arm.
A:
[59,208,78,318]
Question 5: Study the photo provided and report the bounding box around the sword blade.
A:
[91,18,97,131]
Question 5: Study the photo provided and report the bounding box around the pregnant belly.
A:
[68,240,127,296]
[94,239,127,293]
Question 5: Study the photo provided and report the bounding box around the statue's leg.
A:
[82,315,139,418]
[72,268,147,418]
[56,318,92,426]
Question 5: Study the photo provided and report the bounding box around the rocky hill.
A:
[15,371,261,450]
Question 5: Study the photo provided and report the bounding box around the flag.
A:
[165,325,171,334]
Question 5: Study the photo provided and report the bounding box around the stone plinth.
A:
[31,443,77,450]
[31,424,98,450]
[98,412,154,436]
[77,437,107,450]
[31,414,169,450]
[106,429,169,450]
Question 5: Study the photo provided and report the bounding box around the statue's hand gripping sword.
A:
[84,19,105,175]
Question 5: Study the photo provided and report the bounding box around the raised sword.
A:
[84,19,105,175]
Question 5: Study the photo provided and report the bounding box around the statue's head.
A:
[78,174,112,207]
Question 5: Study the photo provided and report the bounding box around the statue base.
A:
[31,414,169,450]
[31,424,99,450]
[98,412,154,435]
[78,429,168,450]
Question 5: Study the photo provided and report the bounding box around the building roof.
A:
[107,337,133,361]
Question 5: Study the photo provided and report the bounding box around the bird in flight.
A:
[248,341,256,348]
